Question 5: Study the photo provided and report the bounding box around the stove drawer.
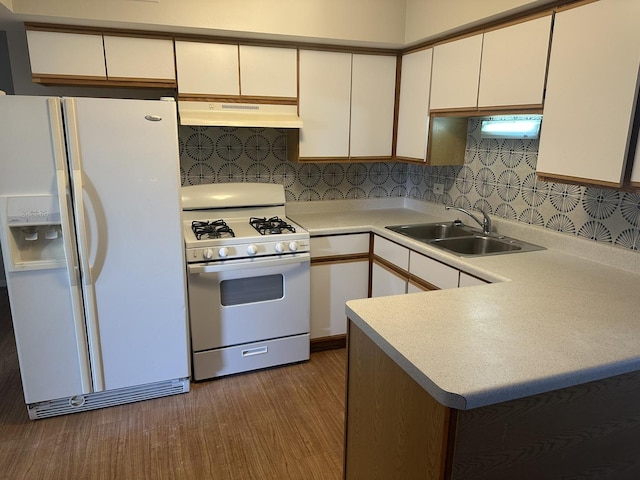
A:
[193,333,310,380]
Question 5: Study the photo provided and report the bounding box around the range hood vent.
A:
[178,101,302,128]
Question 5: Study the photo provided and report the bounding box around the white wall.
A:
[404,0,558,45]
[7,0,407,48]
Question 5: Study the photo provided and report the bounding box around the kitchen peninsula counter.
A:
[288,199,640,479]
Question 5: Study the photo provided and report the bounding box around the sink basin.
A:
[430,235,545,257]
[385,222,545,257]
[386,222,475,240]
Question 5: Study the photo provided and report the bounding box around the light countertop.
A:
[287,198,640,410]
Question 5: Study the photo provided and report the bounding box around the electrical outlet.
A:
[434,183,444,195]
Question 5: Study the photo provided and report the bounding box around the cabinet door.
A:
[373,236,409,270]
[409,251,459,290]
[299,50,352,159]
[478,16,551,108]
[26,30,106,79]
[350,54,397,158]
[371,262,407,298]
[396,48,433,161]
[175,41,240,96]
[310,233,370,258]
[371,236,409,297]
[239,45,297,98]
[311,261,369,339]
[430,34,483,111]
[103,36,175,82]
[536,0,640,187]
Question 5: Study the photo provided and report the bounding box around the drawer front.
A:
[373,235,409,270]
[409,251,459,290]
[311,233,370,258]
[193,334,310,380]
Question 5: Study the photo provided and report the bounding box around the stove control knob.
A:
[247,244,258,256]
[203,248,215,260]
[274,242,285,253]
[288,241,298,252]
[218,247,230,258]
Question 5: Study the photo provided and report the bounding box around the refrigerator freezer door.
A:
[63,97,189,391]
[0,96,91,404]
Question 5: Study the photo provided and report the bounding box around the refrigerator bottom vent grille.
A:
[27,378,190,420]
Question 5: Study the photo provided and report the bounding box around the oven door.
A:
[187,253,310,352]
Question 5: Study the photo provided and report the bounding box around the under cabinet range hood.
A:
[178,101,303,128]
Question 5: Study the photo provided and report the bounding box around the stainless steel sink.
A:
[386,222,475,240]
[385,222,545,257]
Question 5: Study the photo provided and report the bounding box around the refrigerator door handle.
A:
[47,97,94,394]
[63,98,106,392]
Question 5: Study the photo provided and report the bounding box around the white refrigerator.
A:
[0,96,190,419]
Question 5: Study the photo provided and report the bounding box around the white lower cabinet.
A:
[371,262,408,298]
[409,251,459,290]
[311,261,369,338]
[310,234,369,339]
[371,236,410,297]
[371,234,491,296]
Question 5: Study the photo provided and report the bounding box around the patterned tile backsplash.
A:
[178,124,640,251]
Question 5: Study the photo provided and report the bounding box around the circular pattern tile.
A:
[582,187,619,220]
[272,162,297,188]
[578,221,612,242]
[244,134,270,162]
[496,170,521,202]
[322,163,346,187]
[546,214,576,234]
[620,192,640,227]
[346,163,367,186]
[615,229,640,250]
[216,134,243,162]
[475,167,496,198]
[368,163,390,186]
[298,164,321,187]
[549,183,581,213]
[185,132,215,161]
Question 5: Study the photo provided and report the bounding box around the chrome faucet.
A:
[445,205,492,235]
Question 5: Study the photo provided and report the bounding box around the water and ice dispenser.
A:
[0,195,66,271]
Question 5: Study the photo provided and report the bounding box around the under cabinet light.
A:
[480,115,542,139]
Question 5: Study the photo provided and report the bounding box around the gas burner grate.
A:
[192,220,235,240]
[249,216,296,235]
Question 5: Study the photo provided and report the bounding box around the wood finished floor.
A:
[0,288,346,480]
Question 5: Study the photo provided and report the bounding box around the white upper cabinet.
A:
[176,42,298,99]
[299,50,396,160]
[396,48,433,161]
[478,15,552,108]
[175,41,240,96]
[27,30,175,86]
[299,50,352,158]
[103,36,175,82]
[239,45,297,98]
[536,0,640,187]
[350,54,397,158]
[27,30,106,79]
[430,34,483,111]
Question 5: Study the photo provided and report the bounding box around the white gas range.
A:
[182,183,310,381]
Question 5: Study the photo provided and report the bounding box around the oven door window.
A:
[219,274,284,306]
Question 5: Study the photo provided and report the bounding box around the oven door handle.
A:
[188,253,310,274]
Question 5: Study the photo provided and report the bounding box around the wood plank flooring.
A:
[0,287,346,480]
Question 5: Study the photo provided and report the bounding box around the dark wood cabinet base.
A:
[344,320,640,479]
